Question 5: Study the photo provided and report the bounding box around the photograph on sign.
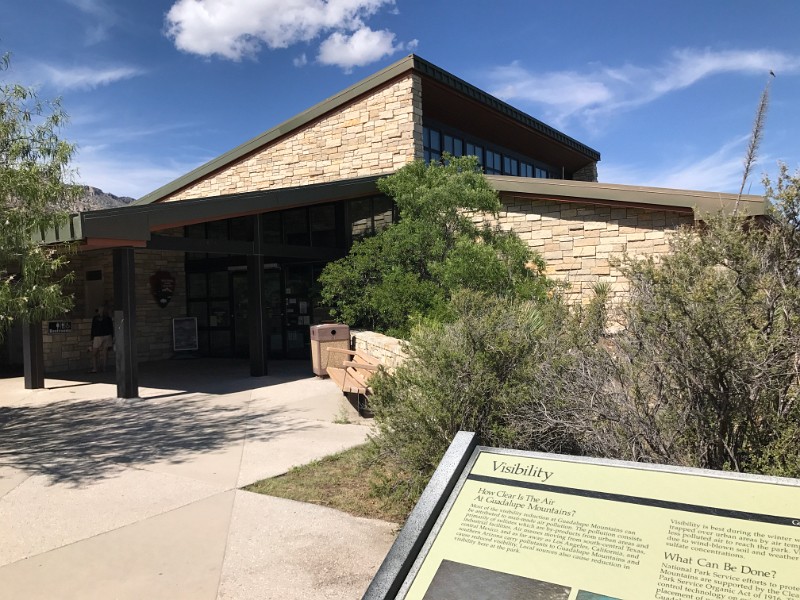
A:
[397,448,800,600]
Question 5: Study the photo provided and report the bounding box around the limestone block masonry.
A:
[351,330,407,371]
[164,74,422,202]
[485,198,694,304]
[41,247,187,373]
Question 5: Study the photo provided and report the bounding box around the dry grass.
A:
[243,443,409,523]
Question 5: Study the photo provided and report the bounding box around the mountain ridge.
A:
[72,186,136,212]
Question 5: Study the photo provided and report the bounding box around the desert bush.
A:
[515,168,800,477]
[368,291,551,501]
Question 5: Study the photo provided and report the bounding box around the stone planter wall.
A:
[351,330,407,371]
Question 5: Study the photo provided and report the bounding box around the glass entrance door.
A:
[264,270,284,358]
[284,264,313,359]
[231,272,249,357]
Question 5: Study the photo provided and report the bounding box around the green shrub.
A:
[368,291,553,501]
[319,156,549,337]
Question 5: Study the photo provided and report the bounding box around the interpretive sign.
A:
[172,317,198,352]
[365,432,800,600]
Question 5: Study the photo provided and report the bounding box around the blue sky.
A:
[3,0,799,199]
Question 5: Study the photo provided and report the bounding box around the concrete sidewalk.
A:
[0,359,396,599]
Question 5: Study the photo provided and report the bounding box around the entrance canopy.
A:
[38,175,382,251]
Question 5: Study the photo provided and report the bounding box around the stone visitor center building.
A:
[11,55,764,397]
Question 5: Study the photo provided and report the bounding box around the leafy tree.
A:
[0,54,78,336]
[319,155,549,337]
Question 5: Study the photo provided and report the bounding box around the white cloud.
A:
[405,38,418,51]
[63,0,117,44]
[73,146,210,199]
[317,26,397,72]
[74,157,202,199]
[165,0,398,63]
[488,48,800,127]
[293,53,308,67]
[599,135,765,193]
[35,64,144,91]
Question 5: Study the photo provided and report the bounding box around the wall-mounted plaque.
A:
[365,432,800,600]
[172,317,198,352]
[48,321,72,334]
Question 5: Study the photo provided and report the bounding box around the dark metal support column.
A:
[22,322,45,389]
[113,247,139,398]
[248,214,269,377]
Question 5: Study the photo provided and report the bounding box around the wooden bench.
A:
[326,348,382,415]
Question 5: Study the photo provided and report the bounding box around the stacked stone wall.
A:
[41,247,187,373]
[488,197,694,304]
[351,330,407,371]
[571,162,598,182]
[164,74,422,202]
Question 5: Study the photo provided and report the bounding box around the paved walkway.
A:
[0,359,396,599]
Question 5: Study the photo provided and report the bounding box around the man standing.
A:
[89,307,113,373]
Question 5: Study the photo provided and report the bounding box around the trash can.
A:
[310,324,350,377]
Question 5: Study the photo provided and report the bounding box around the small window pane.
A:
[503,157,518,176]
[444,135,454,155]
[521,162,533,178]
[208,272,228,298]
[185,223,205,239]
[285,265,312,296]
[453,138,463,156]
[467,144,483,165]
[209,302,230,327]
[187,273,207,299]
[207,220,228,240]
[430,129,441,151]
[349,198,373,240]
[423,126,430,147]
[485,150,501,174]
[229,216,253,241]
[373,196,395,233]
[188,301,208,326]
[283,208,310,246]
[310,204,337,247]
[261,212,281,245]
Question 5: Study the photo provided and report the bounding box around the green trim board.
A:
[367,434,800,600]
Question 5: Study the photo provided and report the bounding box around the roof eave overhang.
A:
[486,175,766,218]
[47,175,381,247]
